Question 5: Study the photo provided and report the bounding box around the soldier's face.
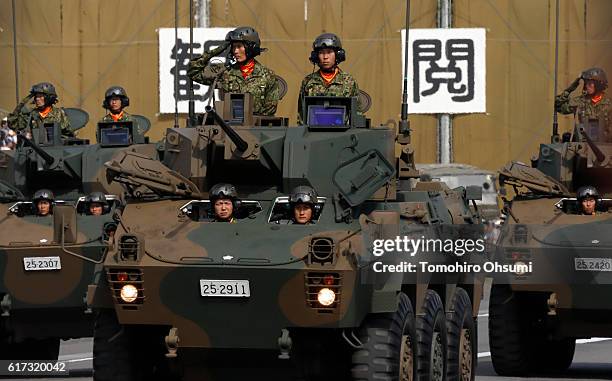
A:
[317,48,336,71]
[109,97,123,113]
[37,200,51,216]
[293,203,313,224]
[581,197,596,215]
[34,94,46,108]
[585,80,597,95]
[214,199,234,221]
[232,42,247,63]
[89,203,103,216]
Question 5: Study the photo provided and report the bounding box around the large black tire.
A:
[488,284,530,376]
[446,288,476,381]
[416,290,447,381]
[93,309,172,381]
[352,292,416,381]
[489,285,575,376]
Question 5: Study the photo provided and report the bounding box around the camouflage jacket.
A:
[187,46,279,116]
[555,91,611,140]
[100,111,134,123]
[297,69,360,124]
[7,95,72,138]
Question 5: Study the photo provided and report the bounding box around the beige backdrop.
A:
[1,0,610,170]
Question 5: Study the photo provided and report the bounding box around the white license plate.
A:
[23,256,62,271]
[574,258,612,272]
[200,279,250,297]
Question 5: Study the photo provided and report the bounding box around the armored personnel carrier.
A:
[0,112,157,359]
[489,122,612,375]
[93,89,485,381]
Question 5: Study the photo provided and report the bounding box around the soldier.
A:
[555,67,610,141]
[576,186,600,215]
[33,189,54,217]
[101,86,134,123]
[85,192,107,216]
[188,26,279,116]
[297,33,360,124]
[290,185,318,225]
[7,82,72,138]
[209,183,239,223]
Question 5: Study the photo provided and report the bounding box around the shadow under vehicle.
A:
[488,123,612,375]
[0,111,158,359]
[92,91,485,381]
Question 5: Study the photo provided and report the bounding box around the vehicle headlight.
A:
[120,284,139,303]
[514,261,528,275]
[317,288,336,306]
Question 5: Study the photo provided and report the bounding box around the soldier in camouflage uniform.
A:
[7,82,73,138]
[188,26,279,116]
[99,86,145,135]
[297,33,360,124]
[555,67,610,141]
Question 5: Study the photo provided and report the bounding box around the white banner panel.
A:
[401,28,486,114]
[158,27,233,114]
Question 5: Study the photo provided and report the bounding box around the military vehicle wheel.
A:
[93,309,172,381]
[416,290,447,381]
[446,288,475,381]
[488,284,529,376]
[351,292,416,381]
[534,338,575,373]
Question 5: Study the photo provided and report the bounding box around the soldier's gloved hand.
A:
[565,76,582,93]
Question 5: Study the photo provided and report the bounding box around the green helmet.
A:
[290,185,318,206]
[309,33,346,65]
[86,191,107,204]
[577,185,599,201]
[30,82,58,106]
[209,183,238,202]
[103,86,130,109]
[33,188,55,202]
[225,26,263,59]
[581,67,608,92]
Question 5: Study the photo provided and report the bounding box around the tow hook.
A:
[277,329,292,359]
[1,294,11,316]
[165,327,180,358]
[547,293,558,315]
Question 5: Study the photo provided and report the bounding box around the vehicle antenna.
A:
[399,0,411,139]
[551,0,560,142]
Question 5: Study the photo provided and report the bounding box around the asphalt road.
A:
[4,281,612,380]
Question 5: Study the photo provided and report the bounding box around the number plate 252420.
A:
[199,279,250,297]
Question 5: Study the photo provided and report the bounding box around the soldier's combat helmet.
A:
[225,26,264,59]
[103,86,130,109]
[86,191,107,204]
[289,185,318,206]
[33,188,55,202]
[577,185,599,201]
[30,82,58,106]
[310,33,346,65]
[210,183,238,201]
[582,67,608,92]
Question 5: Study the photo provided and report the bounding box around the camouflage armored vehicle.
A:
[489,122,612,374]
[92,90,485,381]
[0,112,157,359]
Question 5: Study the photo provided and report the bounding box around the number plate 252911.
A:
[199,279,250,297]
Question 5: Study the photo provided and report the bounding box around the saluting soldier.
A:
[188,26,279,116]
[8,82,72,138]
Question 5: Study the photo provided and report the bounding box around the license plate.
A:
[574,258,612,272]
[23,256,62,271]
[200,279,250,297]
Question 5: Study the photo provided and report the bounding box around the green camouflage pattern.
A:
[297,70,360,124]
[555,90,611,139]
[99,111,134,123]
[7,95,73,138]
[188,45,279,116]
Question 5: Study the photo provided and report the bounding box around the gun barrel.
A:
[579,127,606,163]
[18,135,55,165]
[205,106,249,152]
